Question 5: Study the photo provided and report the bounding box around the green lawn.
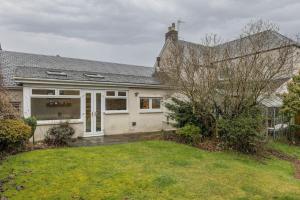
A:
[0,141,300,200]
[268,141,300,159]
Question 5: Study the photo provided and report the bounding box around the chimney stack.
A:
[0,43,2,51]
[165,22,178,42]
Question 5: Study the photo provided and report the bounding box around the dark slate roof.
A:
[215,30,298,58]
[0,50,158,87]
[14,66,160,85]
[178,30,299,60]
[177,40,209,57]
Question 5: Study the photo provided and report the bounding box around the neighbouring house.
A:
[1,23,300,140]
[155,23,300,133]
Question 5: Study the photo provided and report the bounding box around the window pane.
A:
[118,91,127,96]
[106,98,127,110]
[152,98,161,109]
[140,98,149,109]
[31,98,80,120]
[32,89,55,95]
[106,91,115,96]
[10,102,20,112]
[85,93,91,132]
[59,90,80,95]
[96,93,101,131]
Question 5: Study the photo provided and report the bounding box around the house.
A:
[1,23,299,140]
[0,50,175,141]
[155,23,300,132]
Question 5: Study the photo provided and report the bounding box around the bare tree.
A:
[156,34,221,134]
[156,20,296,133]
[0,71,18,119]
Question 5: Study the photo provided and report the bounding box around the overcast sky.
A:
[0,0,299,67]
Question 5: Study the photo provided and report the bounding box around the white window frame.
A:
[25,87,82,125]
[139,97,163,113]
[104,90,128,114]
[58,89,81,96]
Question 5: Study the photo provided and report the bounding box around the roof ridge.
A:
[215,30,273,47]
[1,50,152,69]
[179,30,296,48]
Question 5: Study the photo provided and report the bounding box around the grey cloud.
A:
[0,0,299,66]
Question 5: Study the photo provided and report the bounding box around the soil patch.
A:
[267,148,300,179]
[162,132,222,152]
[196,139,223,152]
[294,160,300,179]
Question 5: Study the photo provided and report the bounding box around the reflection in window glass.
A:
[31,98,80,120]
[106,91,115,96]
[152,98,161,109]
[96,93,101,131]
[85,93,91,132]
[118,91,127,96]
[140,98,149,109]
[106,99,127,111]
[59,90,80,95]
[32,89,55,95]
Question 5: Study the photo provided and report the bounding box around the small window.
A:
[106,91,115,96]
[139,97,162,111]
[106,99,127,111]
[140,98,149,109]
[118,91,127,96]
[59,90,80,96]
[218,67,232,80]
[152,98,161,109]
[10,102,20,112]
[32,89,55,95]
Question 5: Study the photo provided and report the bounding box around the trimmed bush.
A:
[0,119,31,152]
[44,122,75,146]
[217,107,265,154]
[176,124,202,145]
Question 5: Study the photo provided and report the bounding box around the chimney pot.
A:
[165,22,178,42]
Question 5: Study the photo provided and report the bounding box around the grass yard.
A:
[268,141,300,159]
[1,141,300,200]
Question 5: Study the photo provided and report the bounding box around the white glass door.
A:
[94,91,102,134]
[83,91,104,136]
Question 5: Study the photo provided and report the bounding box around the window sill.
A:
[37,119,83,125]
[104,111,129,115]
[139,110,163,114]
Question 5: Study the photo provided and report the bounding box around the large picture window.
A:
[105,91,127,111]
[31,98,80,120]
[30,88,81,121]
